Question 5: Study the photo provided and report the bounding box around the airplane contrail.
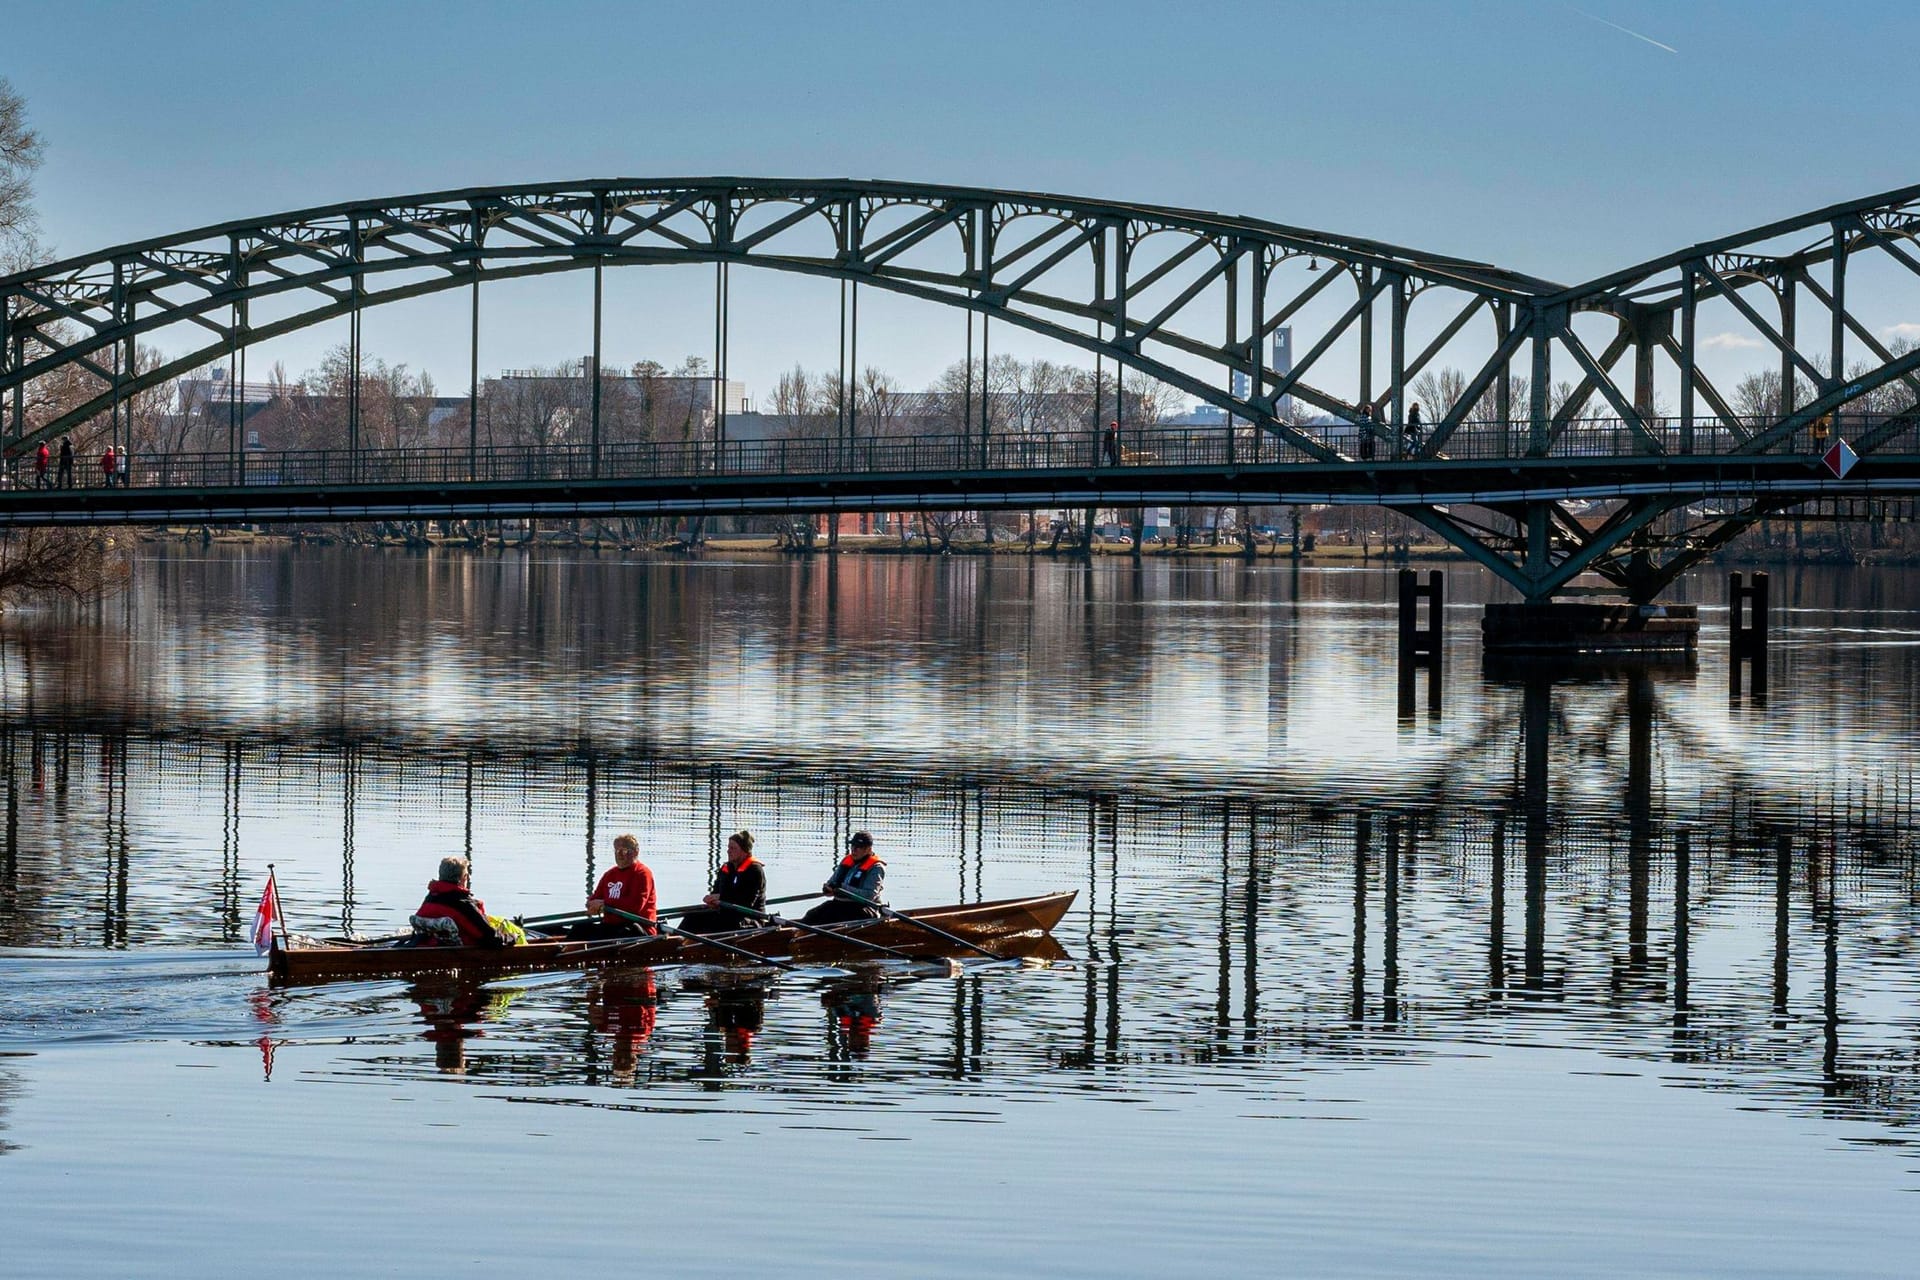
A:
[1570,6,1678,54]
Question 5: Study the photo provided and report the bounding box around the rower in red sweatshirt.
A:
[570,833,656,940]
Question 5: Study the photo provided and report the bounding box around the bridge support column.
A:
[1524,505,1552,603]
[1729,571,1769,700]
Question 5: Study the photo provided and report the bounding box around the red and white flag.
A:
[252,874,280,955]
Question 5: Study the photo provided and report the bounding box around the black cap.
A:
[848,830,873,848]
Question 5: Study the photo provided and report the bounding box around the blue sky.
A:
[6,0,1917,399]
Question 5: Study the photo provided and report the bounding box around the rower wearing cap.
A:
[802,830,885,925]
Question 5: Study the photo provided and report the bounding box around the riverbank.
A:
[130,525,1920,567]
[132,525,1467,563]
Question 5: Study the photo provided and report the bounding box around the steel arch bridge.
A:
[4,177,1920,600]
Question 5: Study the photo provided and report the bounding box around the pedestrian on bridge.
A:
[100,446,117,488]
[34,441,49,489]
[1103,420,1121,467]
[1404,402,1424,456]
[57,437,73,487]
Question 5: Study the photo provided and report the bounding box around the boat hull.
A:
[268,891,1077,984]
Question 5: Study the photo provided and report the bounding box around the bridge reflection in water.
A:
[1,668,1914,1136]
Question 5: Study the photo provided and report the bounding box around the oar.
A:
[520,891,821,930]
[518,903,699,929]
[606,906,798,971]
[831,890,1001,960]
[720,902,922,960]
[561,931,683,962]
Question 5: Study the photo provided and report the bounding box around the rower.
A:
[801,830,886,925]
[569,833,656,940]
[412,856,523,948]
[679,830,767,934]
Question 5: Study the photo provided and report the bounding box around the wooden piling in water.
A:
[1397,569,1443,718]
[1729,571,1770,700]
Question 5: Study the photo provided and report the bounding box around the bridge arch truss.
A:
[4,177,1920,600]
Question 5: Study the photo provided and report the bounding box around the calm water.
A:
[2,547,1918,1277]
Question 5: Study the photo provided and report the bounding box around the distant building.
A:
[1230,327,1293,420]
[1161,404,1229,427]
[174,368,275,444]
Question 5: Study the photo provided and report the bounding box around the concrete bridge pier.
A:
[1414,495,1708,659]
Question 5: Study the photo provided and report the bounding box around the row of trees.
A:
[139,351,1200,458]
[0,80,124,605]
[1406,343,1919,430]
[761,356,1189,438]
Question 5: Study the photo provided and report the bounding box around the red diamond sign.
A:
[1822,437,1858,479]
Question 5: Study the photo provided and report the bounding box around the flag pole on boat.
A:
[253,865,288,956]
[269,863,291,948]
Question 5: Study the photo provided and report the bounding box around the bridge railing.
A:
[1,412,1912,495]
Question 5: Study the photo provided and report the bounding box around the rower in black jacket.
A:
[678,831,768,933]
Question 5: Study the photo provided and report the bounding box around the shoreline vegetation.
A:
[130,525,1916,568]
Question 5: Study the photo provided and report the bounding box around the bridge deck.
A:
[5,427,1918,527]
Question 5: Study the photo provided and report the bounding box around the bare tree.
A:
[1120,370,1182,427]
[1732,370,1820,425]
[1839,340,1918,419]
[0,84,130,601]
[855,366,906,438]
[1409,367,1469,419]
[480,361,582,453]
[770,364,822,416]
[0,77,42,266]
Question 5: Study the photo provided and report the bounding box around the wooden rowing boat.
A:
[268,891,1077,984]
